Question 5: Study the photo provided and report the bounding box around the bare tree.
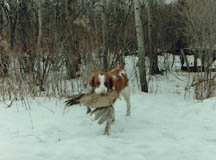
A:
[178,0,216,99]
[133,0,148,92]
[36,0,43,90]
[179,0,216,67]
[101,0,109,71]
[146,0,160,75]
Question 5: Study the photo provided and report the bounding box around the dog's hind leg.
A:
[121,87,131,116]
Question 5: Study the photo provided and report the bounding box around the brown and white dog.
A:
[88,64,131,116]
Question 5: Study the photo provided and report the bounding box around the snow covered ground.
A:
[1,57,216,160]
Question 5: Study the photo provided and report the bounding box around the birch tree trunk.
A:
[133,0,148,92]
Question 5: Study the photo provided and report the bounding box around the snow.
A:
[1,56,216,160]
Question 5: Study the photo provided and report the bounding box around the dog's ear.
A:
[88,74,95,87]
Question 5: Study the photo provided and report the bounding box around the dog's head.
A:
[89,73,113,95]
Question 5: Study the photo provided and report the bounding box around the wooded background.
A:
[0,0,215,99]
